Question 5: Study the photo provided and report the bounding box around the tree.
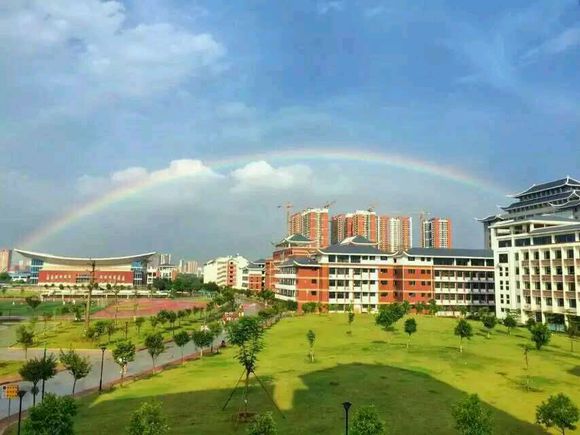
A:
[167,311,178,336]
[536,393,579,435]
[301,302,317,314]
[16,325,35,359]
[526,318,537,331]
[191,329,214,358]
[375,303,405,340]
[203,281,220,293]
[135,317,145,336]
[42,313,53,335]
[530,323,551,350]
[70,304,83,322]
[226,316,264,415]
[174,330,190,363]
[25,296,42,313]
[415,301,426,315]
[152,277,171,292]
[404,318,417,350]
[149,315,159,331]
[452,394,493,435]
[127,400,169,435]
[144,333,165,371]
[503,315,517,335]
[22,393,77,435]
[347,305,355,334]
[208,322,223,352]
[59,349,92,395]
[19,358,46,406]
[39,353,58,399]
[427,298,439,316]
[0,271,11,282]
[306,329,316,362]
[481,314,497,339]
[454,319,473,353]
[105,320,116,343]
[112,341,136,386]
[247,412,277,435]
[350,405,386,435]
[566,317,578,352]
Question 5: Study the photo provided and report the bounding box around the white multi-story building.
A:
[203,255,249,288]
[491,216,580,324]
[178,259,199,275]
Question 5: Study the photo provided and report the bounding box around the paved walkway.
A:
[0,338,222,420]
[0,302,262,420]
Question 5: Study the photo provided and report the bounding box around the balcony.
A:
[541,276,551,282]
[553,275,563,282]
[565,291,577,300]
[564,259,576,266]
[564,275,576,283]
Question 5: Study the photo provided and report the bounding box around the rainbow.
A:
[18,148,506,248]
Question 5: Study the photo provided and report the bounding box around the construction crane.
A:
[277,202,293,235]
[367,203,378,212]
[323,200,336,209]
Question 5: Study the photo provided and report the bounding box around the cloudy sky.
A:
[1,0,580,262]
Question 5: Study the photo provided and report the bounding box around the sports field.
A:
[65,314,580,434]
[92,298,206,319]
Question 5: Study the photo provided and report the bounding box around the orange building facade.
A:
[273,238,494,314]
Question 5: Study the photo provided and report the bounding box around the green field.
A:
[0,300,106,318]
[0,360,23,380]
[60,314,580,434]
[10,316,204,350]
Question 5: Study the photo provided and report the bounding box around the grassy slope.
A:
[9,316,204,350]
[62,314,580,435]
[0,361,22,379]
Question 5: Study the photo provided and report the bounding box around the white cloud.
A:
[522,27,580,61]
[230,161,313,193]
[317,1,344,15]
[0,0,225,99]
[77,159,221,196]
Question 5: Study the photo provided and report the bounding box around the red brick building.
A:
[273,237,494,314]
[241,260,266,292]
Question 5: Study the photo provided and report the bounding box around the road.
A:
[0,302,262,420]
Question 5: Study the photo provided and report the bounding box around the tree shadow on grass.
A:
[568,366,580,377]
[72,363,547,435]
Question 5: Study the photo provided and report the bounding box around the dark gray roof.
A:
[406,248,493,258]
[278,257,319,267]
[476,214,505,223]
[502,190,573,211]
[348,235,376,245]
[511,177,580,198]
[320,244,384,255]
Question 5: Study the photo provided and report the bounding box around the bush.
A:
[301,302,317,314]
[351,405,386,435]
[247,412,277,435]
[452,394,492,435]
[127,400,169,435]
[23,394,77,435]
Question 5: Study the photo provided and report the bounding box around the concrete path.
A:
[0,301,263,420]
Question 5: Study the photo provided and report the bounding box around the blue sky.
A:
[1,0,579,261]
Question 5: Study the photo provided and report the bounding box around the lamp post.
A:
[17,389,27,435]
[98,345,107,393]
[342,401,352,435]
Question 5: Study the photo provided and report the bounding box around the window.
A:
[310,291,317,296]
[499,254,508,263]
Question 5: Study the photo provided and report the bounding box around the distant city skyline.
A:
[1,1,579,260]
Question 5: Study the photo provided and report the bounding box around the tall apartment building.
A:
[273,236,494,314]
[491,216,579,324]
[178,259,199,275]
[0,249,12,273]
[242,259,266,292]
[331,210,377,244]
[479,177,580,248]
[421,217,452,248]
[378,216,413,252]
[203,255,249,288]
[289,208,329,248]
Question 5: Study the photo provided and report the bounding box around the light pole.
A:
[342,401,352,435]
[99,345,107,393]
[17,389,27,435]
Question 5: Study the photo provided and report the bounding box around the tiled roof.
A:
[510,177,580,198]
[320,244,384,255]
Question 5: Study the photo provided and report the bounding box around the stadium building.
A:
[15,249,156,286]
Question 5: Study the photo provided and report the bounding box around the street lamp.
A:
[98,345,107,393]
[17,389,27,435]
[342,401,352,435]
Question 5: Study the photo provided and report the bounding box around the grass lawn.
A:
[55,314,580,434]
[0,360,23,379]
[11,316,205,350]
